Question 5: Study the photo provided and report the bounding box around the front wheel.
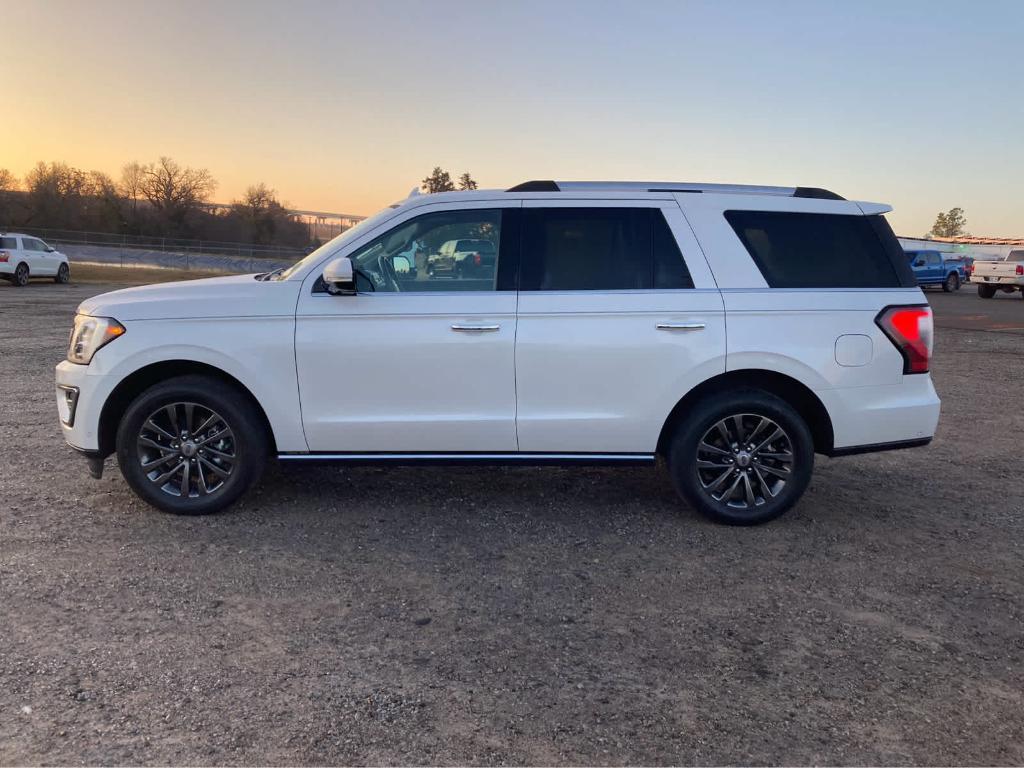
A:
[116,375,268,515]
[978,285,996,299]
[666,389,814,525]
[55,262,70,284]
[943,273,959,292]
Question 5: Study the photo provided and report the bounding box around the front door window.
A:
[346,209,505,292]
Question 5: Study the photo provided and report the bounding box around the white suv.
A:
[1,233,70,286]
[54,181,940,525]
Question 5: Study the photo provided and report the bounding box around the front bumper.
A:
[55,359,114,453]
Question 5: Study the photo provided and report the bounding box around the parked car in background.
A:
[971,250,1024,298]
[55,180,940,526]
[905,250,964,292]
[0,233,70,286]
[429,238,498,278]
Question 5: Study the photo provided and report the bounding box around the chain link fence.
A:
[7,227,311,274]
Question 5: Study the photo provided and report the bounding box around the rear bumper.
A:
[819,375,940,453]
[971,276,1024,286]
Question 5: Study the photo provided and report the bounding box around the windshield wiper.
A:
[256,267,286,281]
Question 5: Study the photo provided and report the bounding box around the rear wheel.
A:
[978,285,996,299]
[13,263,29,287]
[55,262,70,284]
[116,375,268,515]
[943,273,959,292]
[666,389,814,525]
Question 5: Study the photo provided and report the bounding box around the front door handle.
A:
[451,324,500,332]
[656,323,706,331]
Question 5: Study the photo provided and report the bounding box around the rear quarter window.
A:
[0,237,17,249]
[724,210,915,288]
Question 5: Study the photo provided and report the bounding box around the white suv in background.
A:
[1,233,70,286]
[54,181,940,525]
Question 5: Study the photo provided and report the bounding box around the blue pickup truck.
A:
[905,250,965,292]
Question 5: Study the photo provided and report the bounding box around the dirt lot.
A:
[1,277,1022,765]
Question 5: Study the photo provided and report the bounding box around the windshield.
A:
[272,205,399,280]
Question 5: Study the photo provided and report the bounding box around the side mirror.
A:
[914,259,925,267]
[323,256,356,295]
[46,246,56,253]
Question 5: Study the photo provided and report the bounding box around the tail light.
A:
[473,253,481,266]
[1016,264,1023,276]
[876,305,933,375]
[0,250,8,263]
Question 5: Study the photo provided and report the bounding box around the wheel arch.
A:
[656,369,835,456]
[97,360,277,457]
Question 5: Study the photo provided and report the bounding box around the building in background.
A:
[898,235,1024,261]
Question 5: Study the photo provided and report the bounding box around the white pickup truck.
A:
[972,250,1024,298]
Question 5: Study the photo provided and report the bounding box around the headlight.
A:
[67,314,126,365]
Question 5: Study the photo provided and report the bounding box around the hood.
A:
[77,274,301,321]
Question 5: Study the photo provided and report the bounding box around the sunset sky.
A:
[2,0,1022,236]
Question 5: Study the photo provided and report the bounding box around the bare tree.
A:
[119,161,146,225]
[23,161,89,227]
[229,183,299,244]
[85,170,125,230]
[0,168,16,226]
[140,156,217,232]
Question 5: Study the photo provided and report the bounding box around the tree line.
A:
[0,157,317,249]
[0,160,481,248]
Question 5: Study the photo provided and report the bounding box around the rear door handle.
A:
[451,324,500,332]
[656,323,706,331]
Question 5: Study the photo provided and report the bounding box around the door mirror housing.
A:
[323,256,356,295]
[914,259,925,267]
[46,246,56,253]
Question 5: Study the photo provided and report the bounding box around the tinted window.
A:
[725,211,912,288]
[0,237,16,249]
[341,208,510,293]
[520,207,693,291]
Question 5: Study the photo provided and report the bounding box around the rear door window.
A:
[520,207,694,291]
[724,211,915,288]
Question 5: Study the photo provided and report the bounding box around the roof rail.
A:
[505,180,845,200]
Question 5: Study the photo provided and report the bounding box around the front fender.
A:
[87,316,308,452]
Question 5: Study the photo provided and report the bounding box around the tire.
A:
[116,374,268,515]
[978,285,996,299]
[13,263,29,287]
[943,273,959,292]
[55,262,70,284]
[665,388,814,526]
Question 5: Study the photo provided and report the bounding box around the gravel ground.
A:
[1,281,1022,765]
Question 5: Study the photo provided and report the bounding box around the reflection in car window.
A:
[346,209,503,293]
